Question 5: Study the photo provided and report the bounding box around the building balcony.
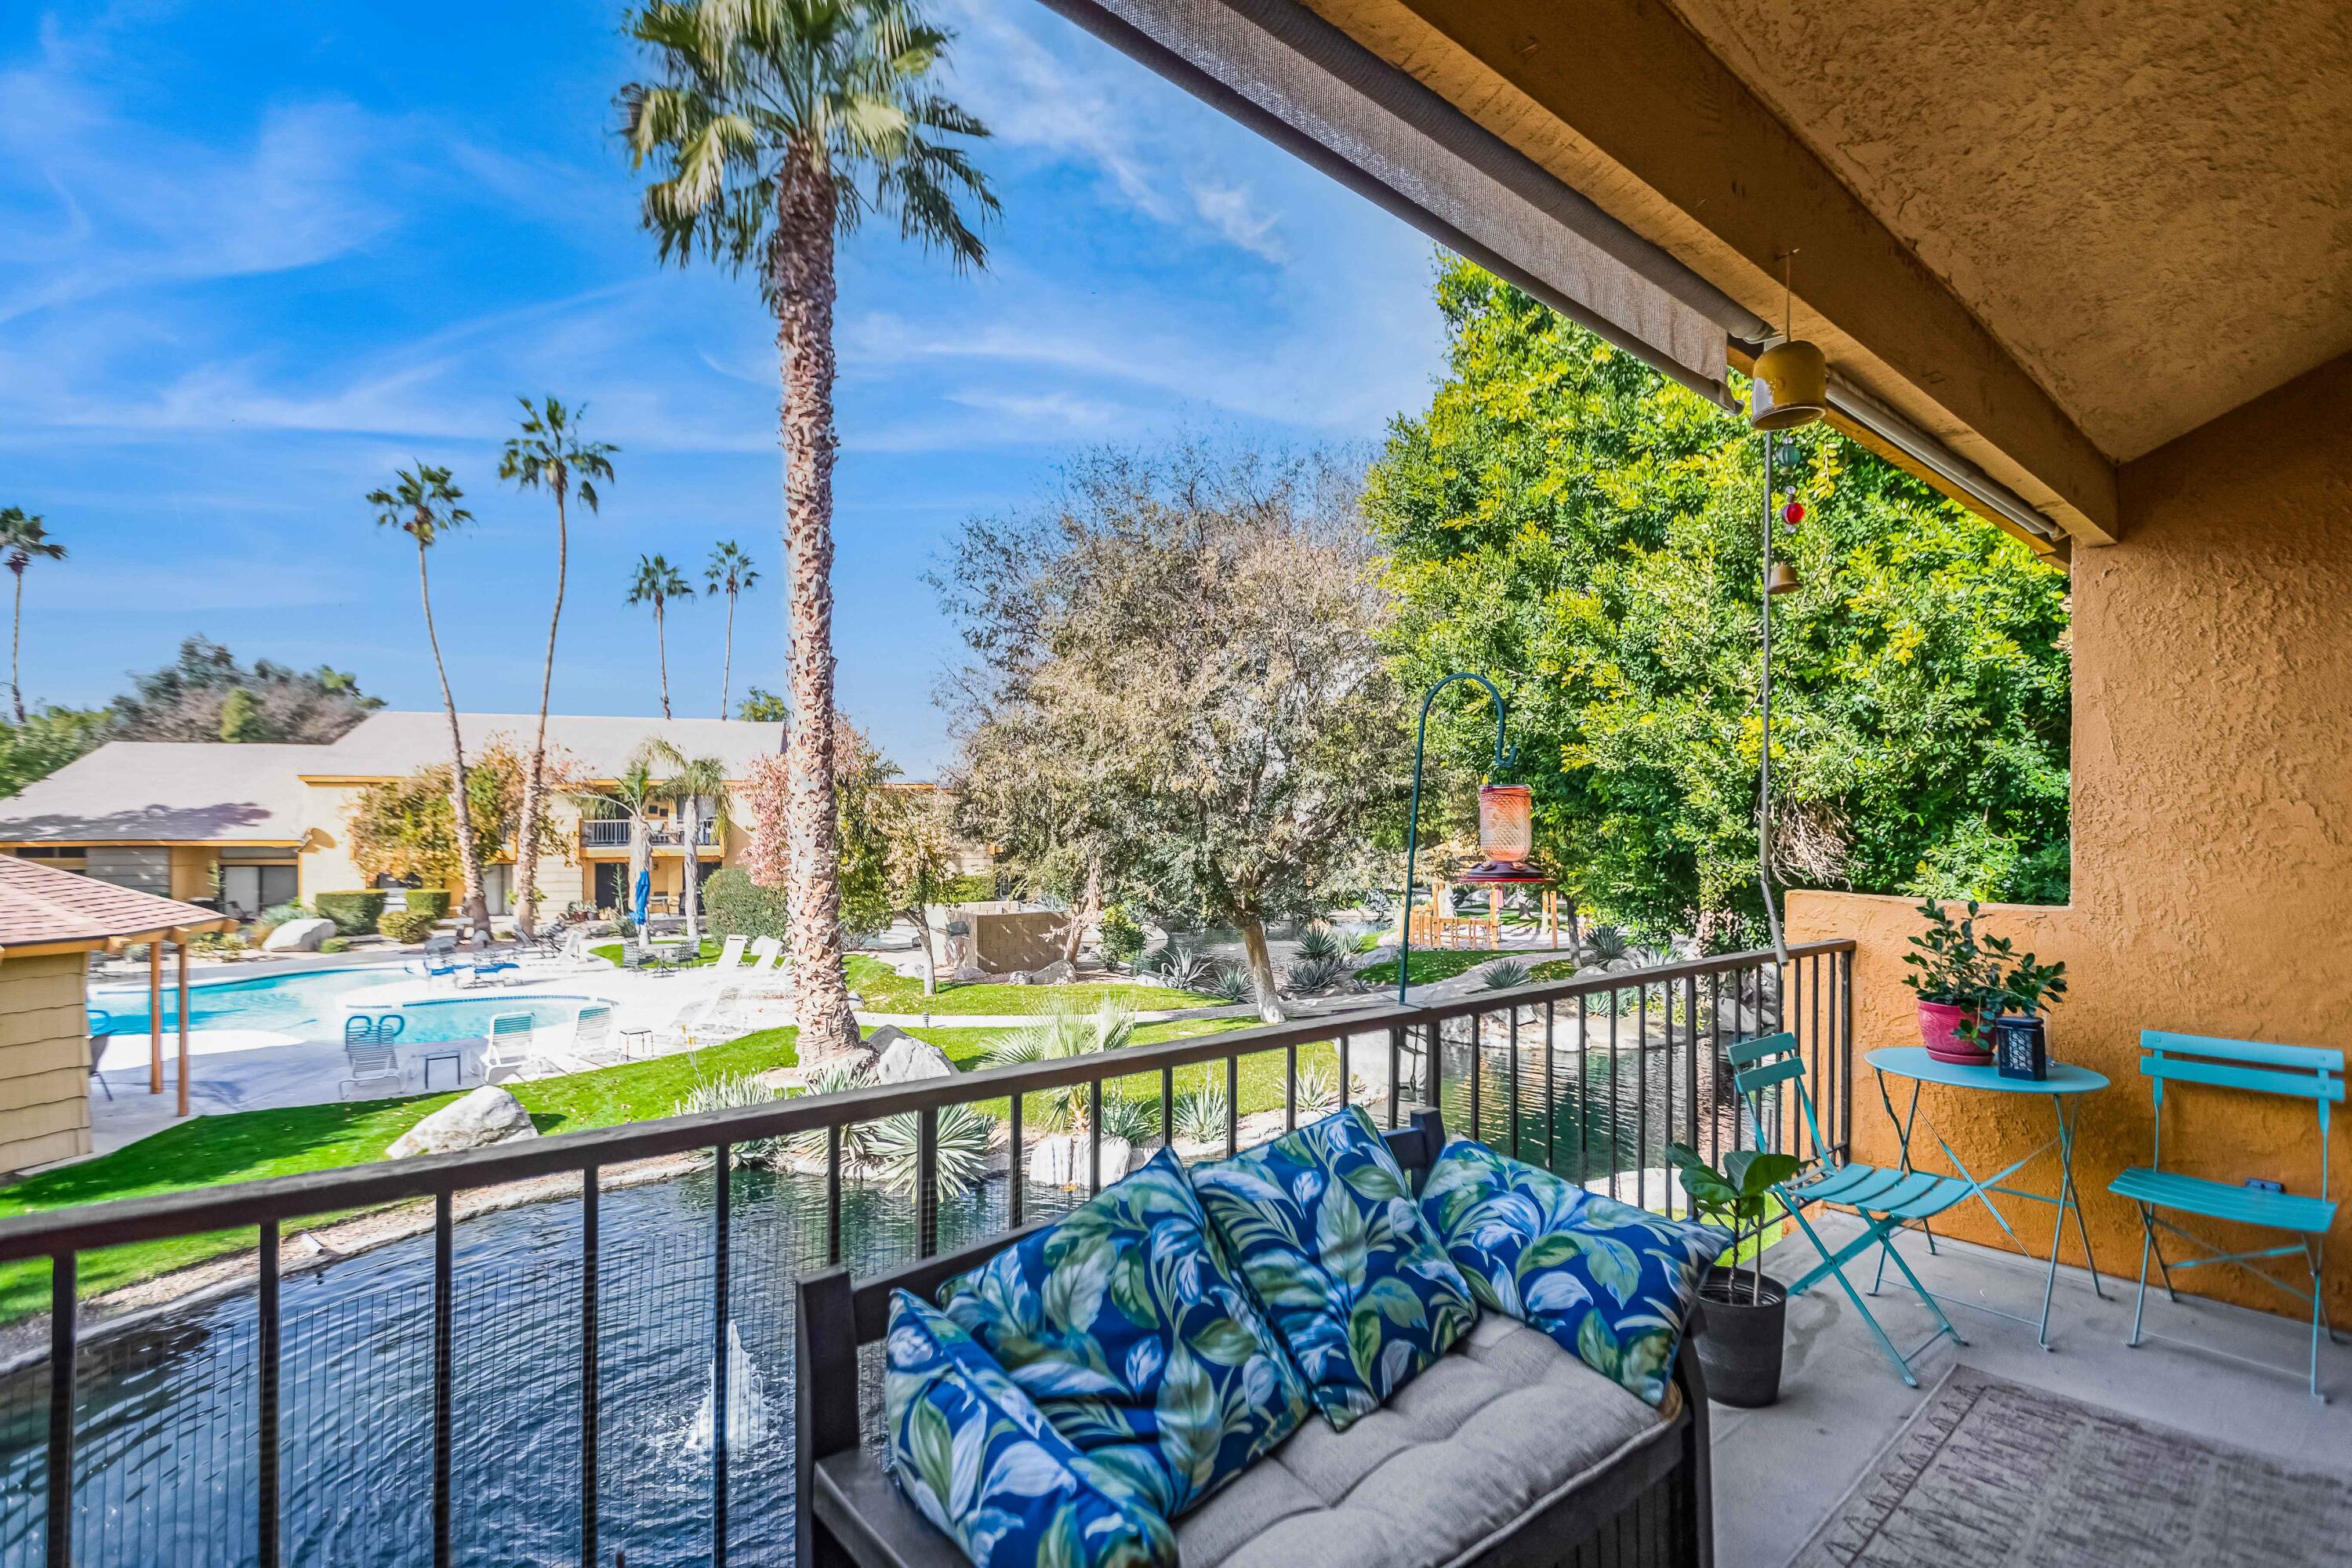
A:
[578,818,718,851]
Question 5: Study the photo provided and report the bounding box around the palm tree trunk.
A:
[682,793,702,943]
[656,600,672,719]
[512,484,568,938]
[417,540,491,935]
[1239,916,1286,1024]
[9,566,24,724]
[720,590,735,720]
[772,147,860,1059]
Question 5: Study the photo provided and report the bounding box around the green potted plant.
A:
[1665,1142,1802,1407]
[1901,898,2001,1063]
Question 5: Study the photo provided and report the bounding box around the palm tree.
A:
[621,0,996,1058]
[704,541,758,720]
[626,554,695,719]
[574,741,675,921]
[367,466,492,935]
[666,753,734,943]
[499,397,618,938]
[0,510,66,724]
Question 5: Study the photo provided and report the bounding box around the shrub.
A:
[1097,902,1145,971]
[944,872,997,905]
[701,867,789,942]
[402,888,452,921]
[188,931,246,957]
[1478,958,1532,991]
[319,937,350,955]
[314,891,387,936]
[377,909,440,944]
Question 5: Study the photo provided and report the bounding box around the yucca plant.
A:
[1478,958,1532,991]
[669,1070,786,1167]
[1096,1089,1160,1145]
[1284,952,1352,994]
[1172,1078,1230,1146]
[1292,923,1343,964]
[1293,1060,1339,1114]
[868,1102,994,1200]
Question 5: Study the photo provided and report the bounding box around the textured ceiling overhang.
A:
[1034,0,1757,403]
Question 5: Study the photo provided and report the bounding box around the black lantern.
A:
[1993,1014,2048,1081]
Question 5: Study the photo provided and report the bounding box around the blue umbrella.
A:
[633,868,652,928]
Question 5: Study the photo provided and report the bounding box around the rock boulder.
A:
[1026,1132,1142,1189]
[869,1025,956,1085]
[1029,959,1076,985]
[262,917,337,953]
[387,1086,539,1159]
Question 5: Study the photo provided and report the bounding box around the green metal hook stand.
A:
[1399,673,1514,1005]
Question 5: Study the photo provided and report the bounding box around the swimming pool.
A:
[342,993,608,1044]
[87,966,407,1037]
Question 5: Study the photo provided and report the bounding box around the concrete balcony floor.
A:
[1715,1213,2350,1566]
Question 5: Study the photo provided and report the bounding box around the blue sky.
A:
[0,0,1446,775]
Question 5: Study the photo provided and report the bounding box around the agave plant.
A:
[1171,1078,1230,1146]
[1347,930,1386,955]
[1096,1089,1161,1145]
[1584,924,1630,962]
[981,1002,1138,1130]
[669,1070,786,1167]
[868,1102,995,1200]
[1207,962,1253,1004]
[1293,1059,1340,1114]
[1284,952,1352,994]
[1292,923,1343,964]
[1478,957,1532,991]
[782,1059,884,1170]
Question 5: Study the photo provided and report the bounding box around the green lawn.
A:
[846,954,1223,1016]
[1353,950,1590,987]
[0,1027,801,1326]
[901,1018,1329,1130]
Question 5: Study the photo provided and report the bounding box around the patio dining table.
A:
[1866,1046,2110,1348]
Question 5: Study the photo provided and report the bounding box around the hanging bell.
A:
[1749,339,1828,430]
[1766,559,1801,595]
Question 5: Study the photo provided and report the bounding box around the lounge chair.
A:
[714,934,750,972]
[648,994,717,1054]
[340,1043,405,1100]
[481,1012,539,1083]
[568,1004,625,1068]
[742,937,788,996]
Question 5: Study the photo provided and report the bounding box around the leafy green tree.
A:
[1365,261,2070,941]
[0,509,65,723]
[736,685,788,723]
[367,463,495,935]
[619,0,996,1058]
[705,540,759,720]
[626,554,695,719]
[0,706,110,799]
[216,688,266,742]
[107,637,380,743]
[500,396,618,936]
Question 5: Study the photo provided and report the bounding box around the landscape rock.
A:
[387,1086,539,1159]
[947,964,992,985]
[1026,1132,1140,1189]
[1029,959,1076,985]
[869,1026,956,1085]
[1003,969,1036,986]
[262,917,337,953]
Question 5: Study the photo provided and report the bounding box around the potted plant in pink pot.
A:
[1902,899,2000,1064]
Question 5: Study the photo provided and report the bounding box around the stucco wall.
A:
[1788,353,2352,1321]
[0,953,93,1174]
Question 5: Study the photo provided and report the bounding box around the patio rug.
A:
[1788,1364,2352,1568]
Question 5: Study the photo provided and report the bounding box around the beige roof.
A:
[0,856,234,948]
[0,742,319,844]
[309,711,787,782]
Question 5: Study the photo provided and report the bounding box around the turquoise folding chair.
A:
[2110,1030,2341,1399]
[1730,1032,1976,1386]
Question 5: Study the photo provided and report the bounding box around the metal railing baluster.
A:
[713,1143,731,1568]
[1225,1055,1239,1156]
[825,1127,843,1266]
[1607,989,1620,1200]
[1506,1005,1520,1159]
[47,1250,73,1568]
[259,1219,281,1568]
[1284,1042,1298,1131]
[1387,1025,1403,1128]
[1007,1100,1023,1225]
[1637,981,1649,1211]
[1544,1001,1557,1171]
[920,1109,942,1244]
[579,1171,597,1568]
[1086,1087,1101,1196]
[1684,975,1699,1158]
[1338,1033,1350,1111]
[433,1191,452,1568]
[1160,1067,1174,1149]
[1468,1012,1482,1142]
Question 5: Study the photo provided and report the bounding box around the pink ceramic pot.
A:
[1918,1000,1992,1065]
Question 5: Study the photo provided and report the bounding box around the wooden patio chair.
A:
[2111,1029,2342,1399]
[1731,1031,1977,1387]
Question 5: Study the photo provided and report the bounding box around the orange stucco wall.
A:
[1788,353,2352,1322]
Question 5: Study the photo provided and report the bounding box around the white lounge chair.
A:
[340,1043,405,1100]
[481,1012,539,1082]
[648,994,716,1055]
[714,934,750,972]
[569,1004,624,1067]
[743,938,789,996]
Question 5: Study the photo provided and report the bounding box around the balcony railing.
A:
[579,819,718,849]
[0,939,1851,1567]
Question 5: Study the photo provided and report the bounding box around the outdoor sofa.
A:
[796,1109,1718,1568]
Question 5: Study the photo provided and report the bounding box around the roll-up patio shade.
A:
[1033,0,1769,405]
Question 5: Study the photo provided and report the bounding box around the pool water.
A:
[88,967,405,1038]
[345,995,603,1044]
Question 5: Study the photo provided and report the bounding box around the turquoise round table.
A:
[1865,1046,2111,1348]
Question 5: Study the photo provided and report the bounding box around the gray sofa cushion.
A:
[1174,1314,1668,1568]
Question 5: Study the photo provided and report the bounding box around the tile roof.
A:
[0,742,318,844]
[0,857,233,948]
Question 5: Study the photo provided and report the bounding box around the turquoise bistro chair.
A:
[2110,1030,2341,1399]
[1730,1032,1976,1385]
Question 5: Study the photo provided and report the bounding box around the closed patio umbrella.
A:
[633,869,651,928]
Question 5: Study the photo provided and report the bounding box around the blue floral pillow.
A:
[884,1290,1175,1568]
[937,1147,1309,1520]
[1189,1105,1479,1431]
[1419,1138,1729,1407]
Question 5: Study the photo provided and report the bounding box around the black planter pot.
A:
[1695,1267,1788,1408]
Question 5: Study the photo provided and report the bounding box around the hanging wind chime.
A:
[1748,253,1827,962]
